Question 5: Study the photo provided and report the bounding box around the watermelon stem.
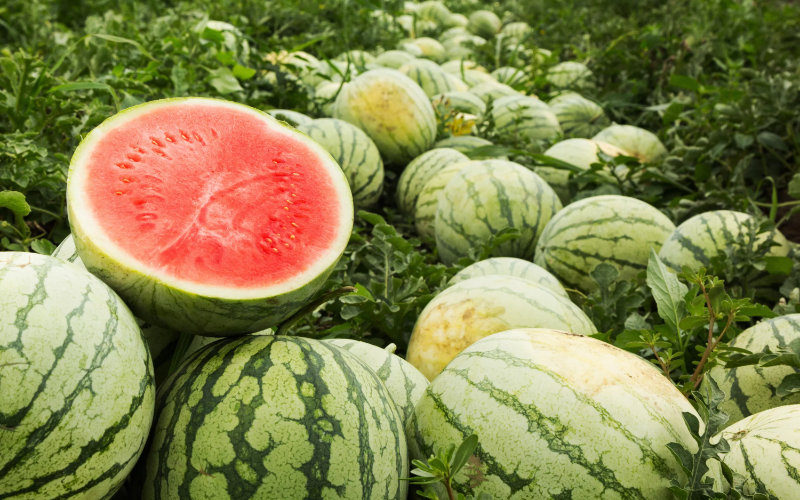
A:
[275,286,357,336]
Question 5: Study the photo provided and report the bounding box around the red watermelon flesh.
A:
[67,98,353,334]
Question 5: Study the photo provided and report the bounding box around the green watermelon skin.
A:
[718,405,800,498]
[410,328,697,499]
[545,61,594,89]
[432,135,496,155]
[705,314,800,425]
[435,159,562,265]
[490,95,562,144]
[534,195,675,292]
[297,118,385,207]
[657,210,791,272]
[449,257,568,298]
[591,124,667,163]
[323,339,429,430]
[413,160,474,240]
[0,252,155,499]
[141,335,408,500]
[332,69,437,166]
[399,59,467,97]
[406,275,596,380]
[548,93,609,138]
[396,147,468,215]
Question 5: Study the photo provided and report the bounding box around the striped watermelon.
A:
[537,138,630,203]
[469,81,520,104]
[312,81,344,117]
[66,97,354,336]
[323,339,429,429]
[592,124,668,163]
[489,94,562,144]
[432,135,501,157]
[449,257,568,298]
[490,66,528,87]
[297,118,385,207]
[405,275,596,380]
[396,147,468,215]
[704,314,800,425]
[409,328,698,499]
[500,21,533,40]
[402,37,447,63]
[534,195,676,292]
[435,159,562,264]
[431,91,487,116]
[466,10,501,38]
[546,61,594,89]
[374,50,417,69]
[140,335,408,499]
[413,159,474,239]
[333,69,437,166]
[399,59,468,97]
[266,109,314,127]
[718,404,800,498]
[658,210,791,272]
[548,92,610,138]
[0,252,155,499]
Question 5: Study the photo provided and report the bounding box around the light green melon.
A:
[546,60,594,89]
[410,328,698,498]
[0,252,155,499]
[490,94,562,144]
[469,81,520,103]
[333,69,437,166]
[266,109,314,127]
[592,124,668,163]
[403,37,447,62]
[466,10,502,38]
[534,195,676,292]
[413,160,475,239]
[374,50,417,69]
[450,257,568,298]
[490,66,527,87]
[405,275,595,380]
[435,159,562,264]
[548,92,610,138]
[399,59,468,97]
[432,90,487,116]
[396,147,469,215]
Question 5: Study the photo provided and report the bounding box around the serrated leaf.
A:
[207,67,243,94]
[646,250,688,336]
[590,262,619,288]
[666,442,694,476]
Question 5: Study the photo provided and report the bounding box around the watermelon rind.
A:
[449,257,569,298]
[396,147,468,215]
[140,335,408,500]
[0,252,155,499]
[410,328,698,499]
[66,97,354,336]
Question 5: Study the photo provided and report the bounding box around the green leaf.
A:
[30,238,55,255]
[757,131,788,151]
[777,373,800,398]
[207,67,243,94]
[646,250,688,336]
[0,190,31,219]
[450,434,478,474]
[734,132,753,149]
[590,263,619,288]
[232,64,257,80]
[763,256,793,276]
[788,173,800,200]
[90,33,155,61]
[669,74,701,92]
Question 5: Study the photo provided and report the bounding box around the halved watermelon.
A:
[66,97,354,336]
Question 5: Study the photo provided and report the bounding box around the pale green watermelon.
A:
[469,81,520,104]
[399,59,468,97]
[490,94,562,144]
[658,210,791,272]
[66,97,354,335]
[323,339,429,429]
[396,147,469,215]
[410,328,698,499]
[405,275,596,380]
[139,335,408,499]
[374,50,417,69]
[718,404,800,498]
[546,61,594,89]
[333,69,437,166]
[534,195,676,292]
[432,135,499,157]
[435,159,562,264]
[466,10,502,38]
[705,314,800,425]
[548,92,610,138]
[297,118,385,207]
[0,252,155,499]
[402,37,447,62]
[449,257,568,298]
[431,91,487,116]
[490,66,527,87]
[592,124,668,163]
[266,109,314,127]
[413,160,475,239]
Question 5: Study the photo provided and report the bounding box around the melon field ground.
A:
[2,0,800,498]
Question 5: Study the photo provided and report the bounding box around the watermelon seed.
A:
[121,178,132,183]
[150,137,165,147]
[193,132,205,145]
[134,146,147,154]
[136,213,157,221]
[179,130,191,142]
[164,133,176,143]
[114,191,125,196]
[210,127,218,138]
[152,148,170,159]
[126,153,142,162]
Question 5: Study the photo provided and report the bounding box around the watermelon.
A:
[546,61,594,89]
[405,275,596,380]
[410,328,698,499]
[312,81,345,117]
[537,138,630,202]
[490,66,527,87]
[432,135,500,157]
[592,124,668,163]
[266,109,314,127]
[399,58,468,97]
[442,34,487,60]
[435,159,563,264]
[416,0,452,24]
[469,81,520,103]
[297,118,385,208]
[323,339,429,429]
[547,92,610,138]
[413,160,474,239]
[489,94,562,144]
[139,335,408,499]
[0,252,155,499]
[374,50,417,69]
[658,210,791,272]
[718,404,800,498]
[66,97,354,336]
[333,69,437,166]
[466,10,502,38]
[431,91,487,117]
[396,147,468,215]
[704,314,800,425]
[334,49,376,70]
[534,195,676,292]
[445,13,468,28]
[440,59,487,75]
[500,21,533,40]
[449,257,568,298]
[402,37,447,62]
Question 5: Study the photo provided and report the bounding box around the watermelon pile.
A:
[2,0,798,498]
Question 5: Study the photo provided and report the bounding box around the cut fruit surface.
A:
[67,98,353,335]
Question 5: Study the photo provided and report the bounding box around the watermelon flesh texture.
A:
[67,98,353,335]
